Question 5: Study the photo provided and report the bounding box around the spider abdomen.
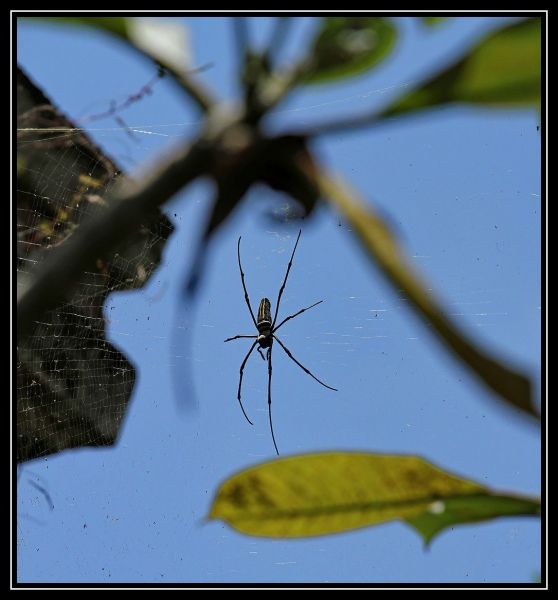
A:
[257,298,272,329]
[257,298,273,346]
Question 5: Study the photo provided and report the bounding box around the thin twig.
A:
[123,39,215,113]
[78,63,214,125]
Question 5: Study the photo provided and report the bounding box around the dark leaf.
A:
[16,67,173,462]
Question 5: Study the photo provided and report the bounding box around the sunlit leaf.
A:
[209,452,540,541]
[304,17,397,84]
[380,17,541,118]
[315,171,536,418]
[127,19,191,74]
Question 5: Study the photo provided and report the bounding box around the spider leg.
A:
[224,334,257,342]
[267,346,279,455]
[272,300,323,333]
[237,237,258,328]
[257,346,266,361]
[237,341,258,425]
[272,229,302,327]
[273,335,337,391]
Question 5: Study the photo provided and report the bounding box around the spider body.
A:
[224,230,337,455]
[256,298,273,348]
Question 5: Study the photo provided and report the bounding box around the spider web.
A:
[15,66,395,463]
[15,63,533,466]
[16,67,174,463]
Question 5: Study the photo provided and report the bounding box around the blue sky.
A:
[16,15,542,585]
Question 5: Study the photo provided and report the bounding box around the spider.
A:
[224,230,337,455]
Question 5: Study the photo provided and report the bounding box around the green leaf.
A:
[381,17,541,118]
[304,17,397,84]
[209,452,540,542]
[406,493,541,545]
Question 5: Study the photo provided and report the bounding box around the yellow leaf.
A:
[210,453,540,541]
[210,452,538,539]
